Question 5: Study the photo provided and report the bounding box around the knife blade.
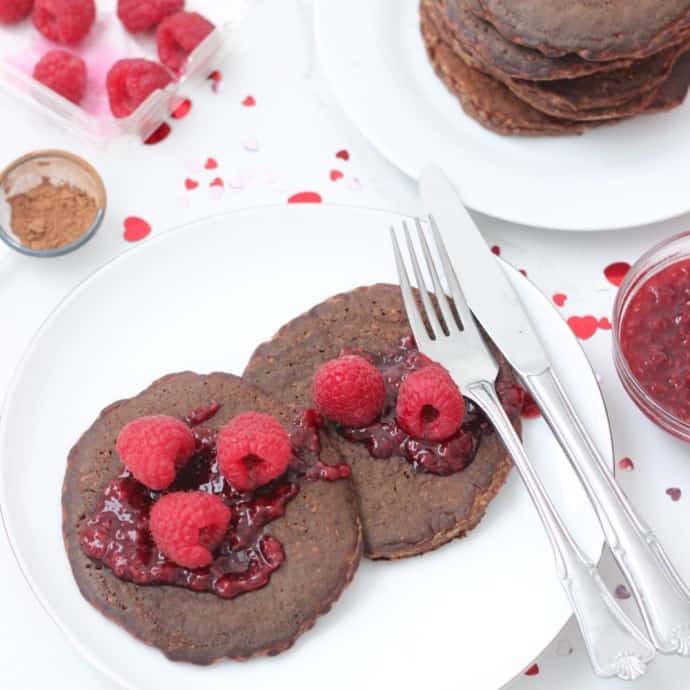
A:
[419,164,548,376]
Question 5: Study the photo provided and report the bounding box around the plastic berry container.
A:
[0,1,248,144]
[613,230,690,442]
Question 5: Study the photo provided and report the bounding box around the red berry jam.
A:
[336,336,522,475]
[620,258,690,423]
[80,405,350,598]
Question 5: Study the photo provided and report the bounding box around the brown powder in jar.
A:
[7,177,97,251]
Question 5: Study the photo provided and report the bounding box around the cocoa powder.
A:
[8,177,97,251]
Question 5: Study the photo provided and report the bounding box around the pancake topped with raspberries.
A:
[62,371,362,664]
[243,284,522,560]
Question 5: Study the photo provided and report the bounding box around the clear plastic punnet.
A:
[0,1,247,144]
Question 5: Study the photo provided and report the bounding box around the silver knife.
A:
[420,164,690,657]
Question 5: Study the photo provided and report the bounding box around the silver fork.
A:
[391,218,656,681]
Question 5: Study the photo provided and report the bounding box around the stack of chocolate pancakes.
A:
[64,284,521,662]
[421,0,690,134]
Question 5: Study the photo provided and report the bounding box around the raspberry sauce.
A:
[337,336,522,475]
[620,258,690,422]
[80,406,350,599]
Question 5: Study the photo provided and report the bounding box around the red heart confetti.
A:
[288,191,322,204]
[525,664,539,676]
[615,584,631,600]
[521,391,542,419]
[208,70,222,82]
[666,487,682,502]
[491,245,501,256]
[330,169,344,182]
[205,157,218,170]
[123,217,151,242]
[210,177,224,188]
[553,293,567,307]
[185,178,199,190]
[598,317,612,330]
[336,149,350,161]
[519,268,528,277]
[144,122,171,145]
[242,95,256,107]
[618,457,635,471]
[171,98,192,119]
[568,315,599,340]
[604,261,631,287]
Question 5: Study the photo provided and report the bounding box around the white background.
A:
[0,1,688,688]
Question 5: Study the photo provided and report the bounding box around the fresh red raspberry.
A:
[106,58,172,118]
[33,50,87,104]
[156,11,215,75]
[116,415,194,490]
[396,366,465,442]
[150,491,230,569]
[312,355,385,427]
[117,0,184,34]
[0,0,32,24]
[217,412,291,492]
[33,0,95,44]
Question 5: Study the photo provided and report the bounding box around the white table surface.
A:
[0,2,688,689]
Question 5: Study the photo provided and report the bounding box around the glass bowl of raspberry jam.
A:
[613,230,690,441]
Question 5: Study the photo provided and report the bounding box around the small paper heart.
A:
[208,70,222,82]
[171,98,192,119]
[615,584,631,600]
[618,457,634,471]
[598,317,612,330]
[666,487,682,502]
[567,315,599,340]
[205,157,218,170]
[553,293,567,307]
[185,178,199,190]
[288,191,322,204]
[330,169,344,181]
[210,177,224,188]
[519,268,528,277]
[525,664,539,676]
[243,135,259,152]
[604,261,631,287]
[123,217,151,242]
[242,95,256,107]
[144,123,171,145]
[335,149,349,161]
[490,245,501,256]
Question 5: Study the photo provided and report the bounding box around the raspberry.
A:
[217,412,291,492]
[0,0,32,24]
[396,366,465,442]
[150,491,230,569]
[117,0,184,34]
[33,50,87,104]
[106,58,172,118]
[116,415,195,490]
[312,355,385,427]
[156,11,214,75]
[33,0,95,44]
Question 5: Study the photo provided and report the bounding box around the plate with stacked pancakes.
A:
[314,0,690,230]
[0,206,610,689]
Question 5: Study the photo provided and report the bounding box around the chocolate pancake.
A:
[63,372,362,663]
[445,0,635,81]
[422,4,690,135]
[473,0,690,61]
[243,284,520,560]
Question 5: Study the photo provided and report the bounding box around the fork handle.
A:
[466,380,655,680]
[526,367,690,655]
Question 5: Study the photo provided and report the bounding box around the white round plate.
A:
[314,0,690,231]
[0,205,610,690]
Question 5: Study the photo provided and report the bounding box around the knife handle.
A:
[466,380,654,681]
[526,367,690,656]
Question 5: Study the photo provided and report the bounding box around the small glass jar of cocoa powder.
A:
[0,150,106,257]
